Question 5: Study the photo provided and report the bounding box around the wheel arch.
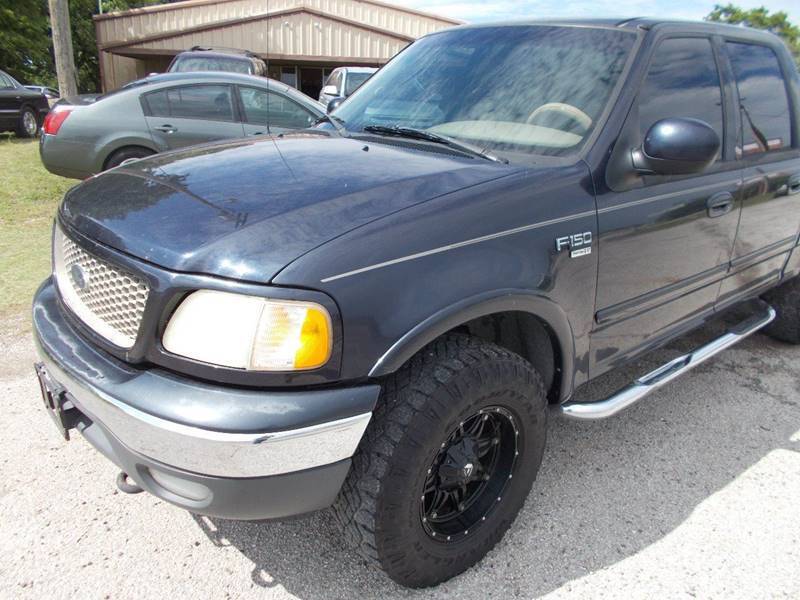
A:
[368,289,576,402]
[101,142,158,171]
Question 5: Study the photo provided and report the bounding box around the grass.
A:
[0,134,74,328]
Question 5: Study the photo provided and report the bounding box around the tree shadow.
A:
[192,316,799,598]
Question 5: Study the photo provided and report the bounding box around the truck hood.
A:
[60,134,514,283]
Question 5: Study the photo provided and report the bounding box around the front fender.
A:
[369,289,576,400]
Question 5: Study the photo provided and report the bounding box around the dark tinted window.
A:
[145,85,235,121]
[727,42,792,156]
[639,37,724,152]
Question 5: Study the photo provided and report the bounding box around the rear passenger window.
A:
[144,85,235,122]
[638,38,724,154]
[726,42,792,156]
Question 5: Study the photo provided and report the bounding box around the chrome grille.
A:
[53,226,149,348]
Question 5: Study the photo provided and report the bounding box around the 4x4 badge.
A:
[556,232,593,258]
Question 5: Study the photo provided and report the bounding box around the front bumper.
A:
[33,279,379,519]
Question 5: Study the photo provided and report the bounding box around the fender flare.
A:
[368,289,577,400]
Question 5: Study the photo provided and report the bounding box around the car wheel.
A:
[16,107,39,138]
[104,146,155,171]
[762,276,800,344]
[332,334,548,588]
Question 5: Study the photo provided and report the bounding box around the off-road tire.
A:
[763,275,800,344]
[16,107,39,138]
[332,334,547,588]
[104,146,155,171]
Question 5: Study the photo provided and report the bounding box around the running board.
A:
[561,305,777,420]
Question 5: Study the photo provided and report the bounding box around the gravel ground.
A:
[1,316,798,599]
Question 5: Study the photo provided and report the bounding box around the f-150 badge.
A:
[556,232,592,258]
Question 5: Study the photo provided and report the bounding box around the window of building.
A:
[638,37,724,155]
[281,67,297,89]
[727,42,792,156]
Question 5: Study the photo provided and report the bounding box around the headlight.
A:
[162,290,332,371]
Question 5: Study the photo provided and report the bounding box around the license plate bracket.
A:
[34,363,79,441]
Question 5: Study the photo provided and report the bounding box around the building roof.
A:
[95,0,460,65]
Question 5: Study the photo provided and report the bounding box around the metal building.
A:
[93,0,459,96]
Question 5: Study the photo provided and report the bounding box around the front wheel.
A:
[333,334,547,588]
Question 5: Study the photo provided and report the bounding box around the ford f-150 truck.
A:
[32,19,800,588]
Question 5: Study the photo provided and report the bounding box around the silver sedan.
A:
[40,72,325,179]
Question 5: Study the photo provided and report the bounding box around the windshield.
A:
[171,56,252,74]
[335,26,636,157]
[345,72,373,96]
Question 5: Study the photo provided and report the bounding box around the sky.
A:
[387,0,800,24]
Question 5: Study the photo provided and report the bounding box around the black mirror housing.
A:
[327,97,345,114]
[632,117,720,176]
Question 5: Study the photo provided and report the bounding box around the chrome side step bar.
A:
[561,305,776,420]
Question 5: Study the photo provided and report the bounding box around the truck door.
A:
[717,41,800,308]
[591,36,741,377]
[142,84,245,151]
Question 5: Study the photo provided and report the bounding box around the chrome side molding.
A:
[561,305,777,420]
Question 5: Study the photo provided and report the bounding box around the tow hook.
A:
[116,471,144,494]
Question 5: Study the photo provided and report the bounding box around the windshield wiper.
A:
[314,113,347,136]
[362,125,507,163]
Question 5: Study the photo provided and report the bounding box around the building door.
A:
[300,67,323,100]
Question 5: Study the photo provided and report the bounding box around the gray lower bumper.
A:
[32,279,380,518]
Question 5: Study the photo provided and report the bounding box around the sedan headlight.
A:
[162,290,332,371]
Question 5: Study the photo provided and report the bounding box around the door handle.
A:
[249,131,265,136]
[707,191,734,218]
[154,125,177,133]
[788,174,800,196]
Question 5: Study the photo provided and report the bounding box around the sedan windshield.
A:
[335,26,636,157]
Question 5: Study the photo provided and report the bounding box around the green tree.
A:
[0,0,164,93]
[706,4,800,66]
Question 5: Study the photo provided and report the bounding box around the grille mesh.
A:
[54,227,149,348]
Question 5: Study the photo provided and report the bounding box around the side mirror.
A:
[322,84,339,97]
[327,97,345,114]
[632,118,720,176]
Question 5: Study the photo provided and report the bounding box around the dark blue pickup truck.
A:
[32,18,800,587]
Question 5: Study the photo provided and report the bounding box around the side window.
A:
[638,38,724,157]
[330,70,343,93]
[0,73,14,89]
[144,89,170,117]
[267,92,316,129]
[726,42,792,156]
[239,87,270,124]
[144,85,235,121]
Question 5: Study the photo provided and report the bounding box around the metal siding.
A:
[129,11,407,61]
[97,0,454,44]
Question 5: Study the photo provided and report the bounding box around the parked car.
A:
[0,69,50,137]
[24,85,60,106]
[32,19,800,588]
[40,72,325,179]
[167,46,267,77]
[319,66,377,106]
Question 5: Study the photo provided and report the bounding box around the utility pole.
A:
[48,0,79,98]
